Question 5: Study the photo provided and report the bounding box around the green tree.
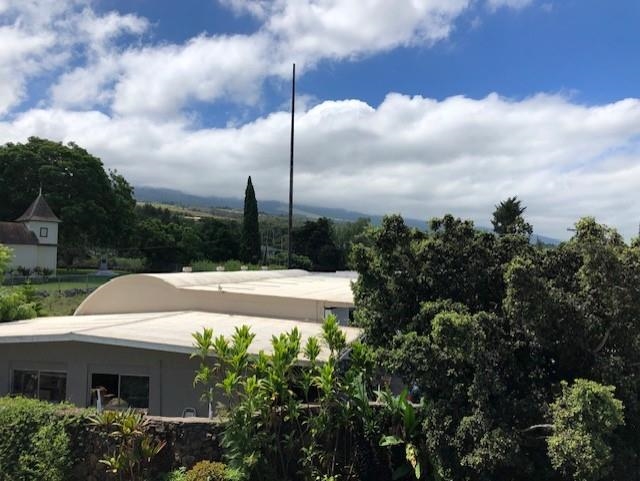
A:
[0,137,136,264]
[491,196,533,237]
[292,217,344,271]
[352,214,639,481]
[198,218,240,262]
[241,176,261,264]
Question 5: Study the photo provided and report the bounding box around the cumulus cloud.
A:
[3,0,542,117]
[0,0,149,113]
[2,93,639,238]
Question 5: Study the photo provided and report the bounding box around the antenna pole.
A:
[288,63,295,269]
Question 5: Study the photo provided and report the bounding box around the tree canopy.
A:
[292,217,344,271]
[0,137,136,264]
[352,214,639,481]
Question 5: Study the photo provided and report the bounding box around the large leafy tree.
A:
[352,215,638,481]
[0,137,136,264]
[293,217,344,271]
[199,218,240,262]
[241,176,261,264]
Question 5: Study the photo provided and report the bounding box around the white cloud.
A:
[0,0,149,113]
[6,0,542,118]
[265,0,472,67]
[486,0,535,10]
[2,93,640,239]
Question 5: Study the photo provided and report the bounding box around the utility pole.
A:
[288,63,295,269]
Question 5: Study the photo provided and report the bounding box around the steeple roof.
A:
[15,194,61,223]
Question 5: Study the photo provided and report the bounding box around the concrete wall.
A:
[76,275,342,321]
[0,341,215,417]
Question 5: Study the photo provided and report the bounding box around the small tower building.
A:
[0,193,61,274]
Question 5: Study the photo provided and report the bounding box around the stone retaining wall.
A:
[68,415,224,481]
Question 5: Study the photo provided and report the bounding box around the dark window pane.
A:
[12,370,38,398]
[39,372,66,402]
[91,373,119,407]
[120,375,149,409]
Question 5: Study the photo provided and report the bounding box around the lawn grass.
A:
[4,275,116,292]
[28,277,110,292]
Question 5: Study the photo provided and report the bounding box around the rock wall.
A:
[67,415,224,481]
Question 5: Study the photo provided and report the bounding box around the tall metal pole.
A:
[288,63,295,269]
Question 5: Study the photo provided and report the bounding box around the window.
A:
[90,373,149,409]
[39,227,48,238]
[11,370,66,402]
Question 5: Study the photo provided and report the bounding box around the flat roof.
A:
[0,311,362,362]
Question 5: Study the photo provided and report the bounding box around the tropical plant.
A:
[192,315,387,481]
[378,390,425,480]
[90,409,166,481]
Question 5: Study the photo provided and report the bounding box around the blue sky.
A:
[1,0,640,238]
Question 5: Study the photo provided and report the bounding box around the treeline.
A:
[0,138,369,272]
[131,203,369,271]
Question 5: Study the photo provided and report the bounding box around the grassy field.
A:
[38,293,88,316]
[3,274,116,317]
[28,277,110,292]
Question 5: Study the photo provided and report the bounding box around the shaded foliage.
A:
[292,217,344,271]
[353,214,638,481]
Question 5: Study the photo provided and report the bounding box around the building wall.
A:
[0,341,214,417]
[7,244,38,269]
[24,220,58,245]
[35,244,57,271]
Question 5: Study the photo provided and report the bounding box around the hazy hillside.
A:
[134,186,560,244]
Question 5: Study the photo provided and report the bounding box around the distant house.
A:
[0,270,359,416]
[0,193,60,273]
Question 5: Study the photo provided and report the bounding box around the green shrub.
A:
[113,256,148,272]
[0,397,74,481]
[162,467,188,481]
[0,286,39,321]
[270,252,312,270]
[185,461,227,481]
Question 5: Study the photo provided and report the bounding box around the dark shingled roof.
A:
[15,194,61,223]
[0,222,39,245]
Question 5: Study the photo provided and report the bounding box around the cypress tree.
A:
[241,176,261,263]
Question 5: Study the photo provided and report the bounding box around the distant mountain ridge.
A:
[134,186,560,244]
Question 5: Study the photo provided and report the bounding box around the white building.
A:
[0,193,60,273]
[0,270,360,416]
